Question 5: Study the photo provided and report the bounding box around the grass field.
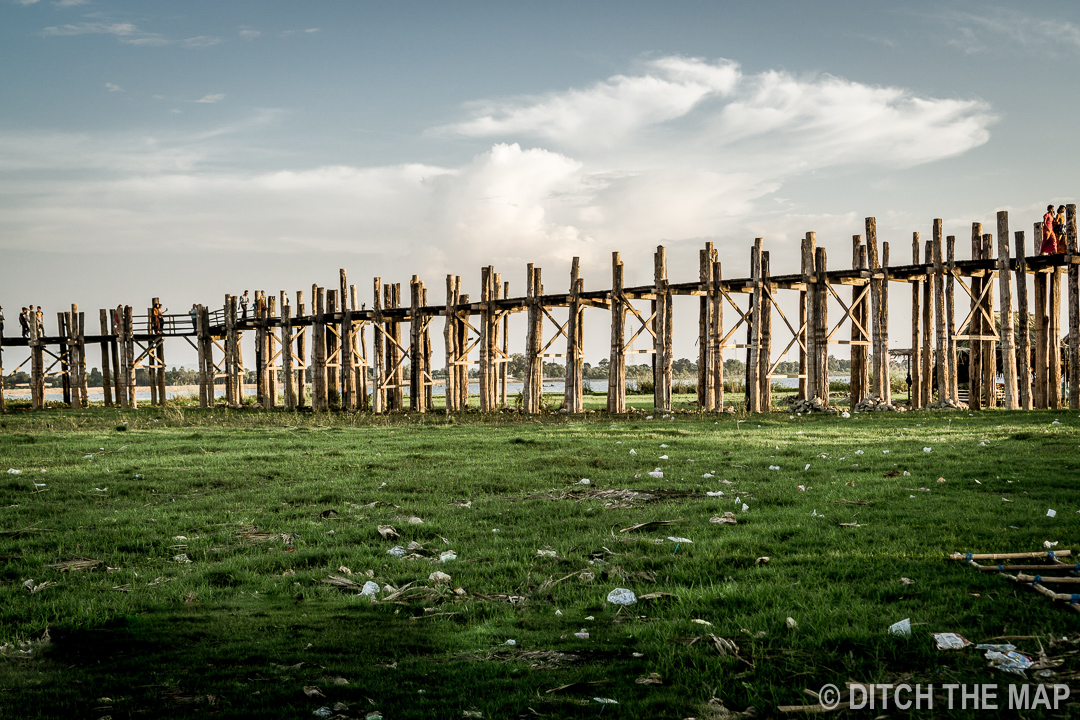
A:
[2,402,1079,718]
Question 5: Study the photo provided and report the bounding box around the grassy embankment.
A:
[1,405,1078,718]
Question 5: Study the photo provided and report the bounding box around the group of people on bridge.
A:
[1042,204,1068,254]
[13,306,45,340]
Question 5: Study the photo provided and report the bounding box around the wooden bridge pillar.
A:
[697,243,718,410]
[479,267,495,413]
[1015,232,1033,409]
[946,236,958,403]
[443,275,459,412]
[850,240,869,408]
[996,211,1019,409]
[932,221,948,403]
[607,253,626,413]
[123,306,137,409]
[524,264,544,413]
[909,235,922,408]
[410,275,429,413]
[1050,263,1063,409]
[1068,204,1079,409]
[759,251,773,411]
[799,234,816,405]
[564,258,584,413]
[813,247,829,405]
[312,286,328,412]
[98,309,113,407]
[652,246,672,412]
[969,224,983,408]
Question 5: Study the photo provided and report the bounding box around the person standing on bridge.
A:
[189,304,198,331]
[19,308,29,339]
[1041,204,1059,254]
[1055,205,1067,253]
[35,306,44,338]
[240,290,250,321]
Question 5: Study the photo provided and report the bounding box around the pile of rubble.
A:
[853,396,905,412]
[788,396,839,414]
[927,397,968,410]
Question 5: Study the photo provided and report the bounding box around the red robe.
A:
[1041,211,1058,254]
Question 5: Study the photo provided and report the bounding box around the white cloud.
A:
[193,93,225,104]
[446,56,740,149]
[239,27,260,39]
[14,0,41,5]
[54,0,89,6]
[182,35,222,49]
[104,82,122,92]
[939,8,1080,54]
[43,21,167,46]
[304,28,319,33]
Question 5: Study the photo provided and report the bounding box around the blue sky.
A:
[2,0,1078,366]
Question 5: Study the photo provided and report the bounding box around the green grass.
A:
[1,406,1079,718]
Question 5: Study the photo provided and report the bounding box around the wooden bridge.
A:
[1,207,1076,414]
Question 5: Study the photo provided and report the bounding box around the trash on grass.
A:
[607,588,637,605]
[377,525,400,540]
[1047,509,1058,518]
[648,468,664,478]
[786,617,797,629]
[933,632,971,650]
[429,571,451,585]
[387,546,406,557]
[360,581,380,597]
[667,537,693,544]
[888,618,912,637]
[710,512,737,525]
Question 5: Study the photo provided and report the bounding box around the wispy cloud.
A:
[43,21,166,46]
[54,0,89,6]
[104,82,122,92]
[193,93,225,104]
[938,7,1080,55]
[182,35,222,49]
[13,0,41,5]
[239,27,260,39]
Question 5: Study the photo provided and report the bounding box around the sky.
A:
[2,0,1078,370]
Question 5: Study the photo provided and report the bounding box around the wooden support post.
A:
[921,241,932,408]
[479,266,493,413]
[524,265,544,414]
[313,286,328,412]
[946,236,958,403]
[391,284,404,410]
[712,258,724,411]
[866,218,884,400]
[268,296,278,407]
[698,243,717,410]
[812,246,830,405]
[29,310,43,410]
[457,292,469,410]
[850,238,869,408]
[1050,263,1063,409]
[424,282,434,410]
[970,224,983,409]
[932,220,947,403]
[1016,232,1033,410]
[608,253,626,413]
[99,309,113,407]
[996,211,1019,410]
[910,234,922,408]
[110,308,123,409]
[224,296,237,407]
[746,240,762,411]
[326,290,340,408]
[124,306,137,409]
[499,279,508,409]
[798,248,808,402]
[1034,224,1049,408]
[296,291,307,408]
[800,233,817,403]
[410,276,426,413]
[1067,204,1080,409]
[981,233,997,407]
[282,294,295,409]
[256,293,269,407]
[444,275,458,412]
[197,306,212,408]
[75,310,88,408]
[565,258,584,413]
[653,246,672,412]
[880,242,891,404]
[372,279,384,413]
[759,251,773,411]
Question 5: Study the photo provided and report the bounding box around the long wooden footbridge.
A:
[1,208,1076,414]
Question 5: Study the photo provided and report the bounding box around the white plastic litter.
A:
[7,469,21,474]
[537,549,557,557]
[648,469,664,478]
[360,581,380,597]
[629,449,637,455]
[173,554,191,564]
[667,537,693,544]
[923,447,932,453]
[94,488,107,492]
[439,551,457,563]
[429,571,451,584]
[804,464,810,471]
[659,455,669,460]
[502,639,517,646]
[606,588,637,605]
[594,698,619,705]
[1047,509,1058,518]
[574,631,590,639]
[855,450,864,455]
[933,632,970,650]
[387,546,406,557]
[313,708,332,718]
[660,444,669,448]
[786,617,798,629]
[882,450,890,454]
[841,411,850,418]
[706,491,725,497]
[768,465,780,471]
[741,503,749,512]
[702,473,715,478]
[888,618,912,637]
[574,479,591,485]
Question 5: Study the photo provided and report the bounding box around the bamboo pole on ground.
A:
[608,253,626,413]
[1015,231,1033,409]
[996,211,1019,409]
[1068,204,1079,409]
